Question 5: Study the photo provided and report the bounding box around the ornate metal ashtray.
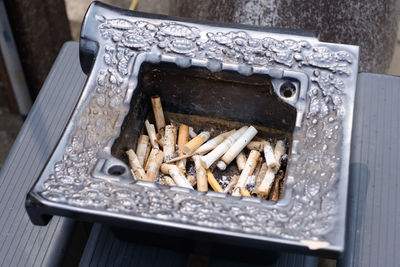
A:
[26,2,359,257]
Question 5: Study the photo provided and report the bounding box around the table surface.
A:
[0,42,399,267]
[0,42,86,267]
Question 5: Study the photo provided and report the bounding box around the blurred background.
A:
[0,0,399,166]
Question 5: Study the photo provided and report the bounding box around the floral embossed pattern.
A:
[38,13,357,243]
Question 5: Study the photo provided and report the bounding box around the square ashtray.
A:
[26,1,359,257]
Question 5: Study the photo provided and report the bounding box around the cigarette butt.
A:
[145,120,159,149]
[126,149,147,180]
[264,141,278,170]
[247,158,262,192]
[165,145,217,164]
[177,124,189,150]
[193,155,208,192]
[178,124,189,152]
[130,169,136,180]
[195,129,235,153]
[274,140,286,169]
[232,150,260,196]
[144,141,151,166]
[200,126,248,169]
[178,168,185,176]
[195,145,217,155]
[246,140,266,152]
[164,125,177,161]
[145,148,164,181]
[186,174,197,187]
[151,95,166,133]
[156,133,165,147]
[183,131,210,155]
[206,169,223,193]
[161,164,193,189]
[223,175,239,194]
[253,158,263,180]
[236,151,247,172]
[136,135,150,167]
[177,124,189,172]
[255,163,267,187]
[189,127,197,138]
[271,170,285,201]
[217,126,258,170]
[253,168,277,198]
[162,175,176,186]
[166,154,191,163]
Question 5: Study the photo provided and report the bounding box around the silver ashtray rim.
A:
[26,1,359,258]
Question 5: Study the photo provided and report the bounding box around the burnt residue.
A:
[111,89,150,163]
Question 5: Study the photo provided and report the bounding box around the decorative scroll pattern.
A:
[40,16,355,241]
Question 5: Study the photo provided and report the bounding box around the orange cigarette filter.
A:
[182,131,210,155]
[206,169,223,193]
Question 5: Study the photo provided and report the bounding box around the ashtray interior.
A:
[110,62,297,200]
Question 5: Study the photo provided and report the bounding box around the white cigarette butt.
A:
[161,164,193,189]
[200,126,248,169]
[217,126,258,170]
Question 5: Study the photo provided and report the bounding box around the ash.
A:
[155,174,163,184]
[218,175,230,188]
[186,163,196,176]
[280,154,288,170]
[246,175,256,192]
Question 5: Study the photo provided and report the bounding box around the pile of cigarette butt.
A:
[126,95,288,200]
